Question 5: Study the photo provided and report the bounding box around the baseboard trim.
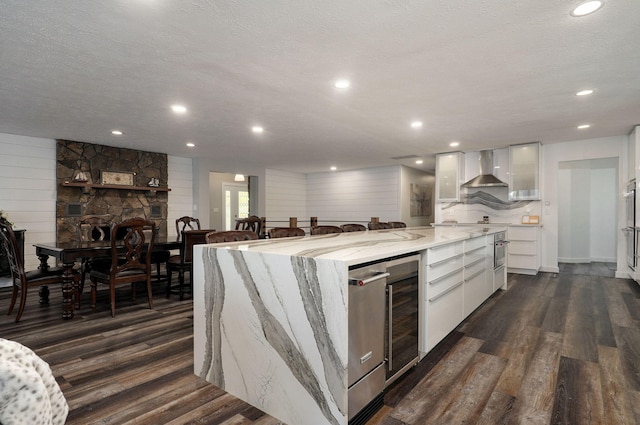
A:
[540,266,560,273]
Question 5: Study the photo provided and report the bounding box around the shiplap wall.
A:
[167,156,195,239]
[0,134,57,271]
[264,169,307,228]
[306,166,401,224]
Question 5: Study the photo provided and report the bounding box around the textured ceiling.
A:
[1,1,638,173]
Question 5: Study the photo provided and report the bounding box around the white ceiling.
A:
[1,1,638,174]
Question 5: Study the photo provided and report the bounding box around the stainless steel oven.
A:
[494,231,508,269]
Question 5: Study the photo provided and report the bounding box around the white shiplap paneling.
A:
[168,156,194,239]
[0,134,57,270]
[306,166,401,224]
[265,169,307,228]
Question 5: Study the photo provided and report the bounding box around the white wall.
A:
[168,156,195,239]
[264,169,307,229]
[306,166,402,225]
[541,135,626,274]
[0,134,58,271]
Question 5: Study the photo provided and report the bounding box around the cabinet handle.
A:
[465,246,485,255]
[348,272,390,286]
[464,257,485,268]
[428,281,463,303]
[465,269,485,281]
[428,268,463,285]
[428,253,463,268]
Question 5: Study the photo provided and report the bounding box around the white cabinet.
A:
[507,226,541,275]
[463,236,491,316]
[509,142,541,201]
[436,152,465,202]
[424,241,464,352]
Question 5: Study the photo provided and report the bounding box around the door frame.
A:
[221,182,249,231]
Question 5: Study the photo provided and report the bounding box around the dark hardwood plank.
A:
[550,356,604,425]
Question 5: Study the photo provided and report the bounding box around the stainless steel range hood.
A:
[461,150,508,188]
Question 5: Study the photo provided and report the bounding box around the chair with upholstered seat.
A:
[368,222,393,230]
[89,218,156,317]
[205,230,259,243]
[389,221,407,228]
[166,229,211,300]
[0,221,66,322]
[268,227,306,238]
[310,225,343,235]
[340,223,367,232]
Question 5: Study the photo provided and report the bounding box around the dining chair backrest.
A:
[109,218,156,277]
[78,215,111,242]
[0,221,24,279]
[235,215,262,235]
[389,221,407,228]
[268,227,306,238]
[368,222,392,230]
[176,216,201,240]
[340,223,367,232]
[205,230,259,244]
[310,225,343,235]
[181,230,212,263]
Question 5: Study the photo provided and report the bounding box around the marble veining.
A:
[193,226,506,425]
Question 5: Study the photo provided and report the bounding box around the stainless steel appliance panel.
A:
[347,363,385,420]
[494,231,508,269]
[348,266,387,388]
[625,180,637,270]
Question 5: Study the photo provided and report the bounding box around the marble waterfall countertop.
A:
[192,225,505,425]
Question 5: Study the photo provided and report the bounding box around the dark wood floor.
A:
[1,263,639,424]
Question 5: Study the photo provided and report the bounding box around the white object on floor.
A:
[0,338,69,425]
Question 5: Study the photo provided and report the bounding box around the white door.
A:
[222,183,249,231]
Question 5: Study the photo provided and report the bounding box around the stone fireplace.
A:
[56,140,168,243]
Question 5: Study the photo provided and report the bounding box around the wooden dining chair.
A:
[77,215,112,296]
[389,221,407,228]
[0,221,66,322]
[234,216,262,236]
[166,229,211,300]
[89,218,156,317]
[176,216,201,237]
[268,227,306,238]
[310,225,343,235]
[340,223,367,232]
[205,230,259,243]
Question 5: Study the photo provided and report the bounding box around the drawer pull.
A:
[429,281,464,302]
[428,268,463,285]
[428,253,463,268]
[465,245,485,255]
[465,269,485,281]
[464,257,485,268]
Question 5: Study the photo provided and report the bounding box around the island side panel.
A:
[193,245,349,425]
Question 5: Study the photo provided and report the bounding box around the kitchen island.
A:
[193,226,506,425]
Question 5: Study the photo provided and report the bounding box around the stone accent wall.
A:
[56,140,168,243]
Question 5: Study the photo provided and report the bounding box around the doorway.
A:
[222,183,249,231]
[557,157,618,266]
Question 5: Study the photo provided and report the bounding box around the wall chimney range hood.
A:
[461,150,508,188]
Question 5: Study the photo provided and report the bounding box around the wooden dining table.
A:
[34,237,181,319]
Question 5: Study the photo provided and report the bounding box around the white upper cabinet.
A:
[436,152,465,202]
[509,142,541,200]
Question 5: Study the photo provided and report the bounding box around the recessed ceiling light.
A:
[330,166,337,171]
[415,160,424,165]
[576,89,594,96]
[578,124,591,129]
[111,130,123,136]
[186,142,195,147]
[450,142,460,147]
[411,121,423,129]
[334,79,350,89]
[171,104,187,114]
[571,1,604,17]
[252,126,264,134]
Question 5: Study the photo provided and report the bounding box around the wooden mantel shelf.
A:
[62,182,171,192]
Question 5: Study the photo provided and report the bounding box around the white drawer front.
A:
[509,240,537,256]
[427,254,463,282]
[464,258,486,279]
[508,226,537,241]
[508,253,537,269]
[427,266,463,297]
[464,236,486,253]
[427,242,464,264]
[425,282,464,352]
[464,247,486,266]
